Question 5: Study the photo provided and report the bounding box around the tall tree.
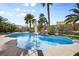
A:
[38,13,47,31]
[32,19,35,28]
[38,13,47,25]
[0,16,17,32]
[41,3,53,26]
[0,16,7,23]
[65,4,79,24]
[24,14,34,31]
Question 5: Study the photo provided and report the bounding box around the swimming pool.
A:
[6,33,74,50]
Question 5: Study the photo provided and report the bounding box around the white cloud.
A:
[15,8,20,12]
[41,9,44,13]
[0,11,5,15]
[27,9,31,13]
[15,8,27,13]
[20,13,26,16]
[32,9,35,12]
[0,11,13,17]
[22,9,35,13]
[23,3,29,7]
[41,9,43,11]
[23,3,36,7]
[22,9,27,12]
[30,3,37,7]
[6,12,13,17]
[25,9,35,13]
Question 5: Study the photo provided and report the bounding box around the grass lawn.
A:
[59,34,79,40]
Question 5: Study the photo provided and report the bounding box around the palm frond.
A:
[76,3,79,9]
[71,9,79,14]
[40,13,44,17]
[64,18,73,24]
[73,14,79,23]
[73,19,78,23]
[24,14,34,24]
[65,14,77,17]
[41,3,45,7]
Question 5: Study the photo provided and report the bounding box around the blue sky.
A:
[0,3,76,26]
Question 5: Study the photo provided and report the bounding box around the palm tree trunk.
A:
[47,4,50,26]
[29,20,31,32]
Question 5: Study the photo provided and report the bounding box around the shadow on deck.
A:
[37,50,44,56]
[0,40,44,56]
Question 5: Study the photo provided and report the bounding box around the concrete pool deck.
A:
[0,35,79,56]
[43,43,79,56]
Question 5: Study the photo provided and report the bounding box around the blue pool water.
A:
[6,33,74,50]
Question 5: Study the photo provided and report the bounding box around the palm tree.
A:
[65,14,76,24]
[38,13,47,25]
[32,19,35,27]
[24,14,34,31]
[41,3,53,26]
[65,4,79,31]
[31,18,36,32]
[65,4,79,24]
[38,13,47,31]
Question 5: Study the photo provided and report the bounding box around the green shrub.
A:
[74,52,79,56]
[47,26,55,35]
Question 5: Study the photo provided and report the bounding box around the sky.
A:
[0,3,76,26]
